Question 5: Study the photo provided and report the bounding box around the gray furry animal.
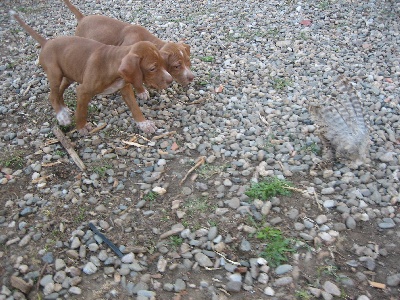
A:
[309,77,370,168]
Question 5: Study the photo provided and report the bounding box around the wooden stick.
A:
[152,131,177,140]
[121,140,147,148]
[89,123,107,134]
[52,126,86,171]
[180,156,206,185]
[369,281,386,289]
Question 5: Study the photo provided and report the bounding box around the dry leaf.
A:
[171,142,179,151]
[215,84,224,93]
[300,19,312,26]
[368,281,386,289]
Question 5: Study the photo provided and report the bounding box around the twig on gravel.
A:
[41,161,61,167]
[121,140,148,148]
[35,263,48,297]
[217,288,231,296]
[44,138,59,146]
[180,156,206,185]
[184,98,207,105]
[258,111,271,135]
[89,123,107,134]
[369,281,386,289]
[22,82,32,96]
[152,131,177,140]
[311,188,323,211]
[52,126,86,171]
[214,251,241,266]
[31,174,53,184]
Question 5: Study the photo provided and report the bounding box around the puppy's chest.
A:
[101,79,126,95]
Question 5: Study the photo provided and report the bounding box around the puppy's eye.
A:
[150,67,156,72]
[174,64,181,69]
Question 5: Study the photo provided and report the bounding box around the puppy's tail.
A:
[10,10,47,47]
[62,0,85,21]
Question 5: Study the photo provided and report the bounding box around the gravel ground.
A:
[0,0,399,299]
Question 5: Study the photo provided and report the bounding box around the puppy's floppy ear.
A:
[160,50,171,65]
[181,43,190,56]
[118,54,142,85]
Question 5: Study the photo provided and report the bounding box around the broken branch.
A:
[180,156,206,185]
[52,126,86,171]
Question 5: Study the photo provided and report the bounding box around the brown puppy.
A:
[11,11,172,134]
[63,0,194,93]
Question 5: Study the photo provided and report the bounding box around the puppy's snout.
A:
[187,70,194,82]
[165,70,173,85]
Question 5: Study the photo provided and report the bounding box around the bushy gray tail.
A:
[309,76,370,167]
[10,10,47,47]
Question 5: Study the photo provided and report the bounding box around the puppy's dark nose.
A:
[187,70,194,82]
[166,71,173,85]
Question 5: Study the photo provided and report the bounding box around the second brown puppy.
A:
[63,0,194,95]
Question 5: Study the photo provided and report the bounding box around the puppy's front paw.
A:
[136,120,156,133]
[78,123,93,136]
[137,89,150,101]
[56,107,71,126]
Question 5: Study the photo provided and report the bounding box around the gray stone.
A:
[194,253,213,267]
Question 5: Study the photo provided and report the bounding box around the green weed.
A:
[1,152,25,169]
[256,226,296,267]
[200,56,215,62]
[267,28,280,37]
[302,142,321,155]
[295,289,312,300]
[92,164,112,177]
[318,0,330,10]
[271,77,292,90]
[245,177,293,201]
[299,32,309,40]
[168,236,183,250]
[197,163,226,179]
[74,207,87,224]
[143,191,158,202]
[184,197,209,215]
[53,150,66,157]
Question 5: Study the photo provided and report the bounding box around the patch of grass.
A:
[271,77,292,90]
[318,0,330,10]
[200,56,215,63]
[299,32,309,40]
[256,226,296,267]
[74,207,87,224]
[245,177,293,201]
[317,265,340,279]
[208,219,218,227]
[65,99,76,110]
[88,104,99,114]
[184,196,210,215]
[267,28,280,37]
[143,191,158,202]
[197,163,227,179]
[92,164,112,177]
[295,289,312,300]
[302,142,321,155]
[17,6,37,13]
[53,150,66,157]
[1,152,25,169]
[168,236,183,250]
